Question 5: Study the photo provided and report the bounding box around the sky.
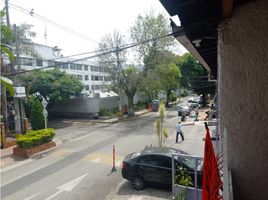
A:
[1,0,187,59]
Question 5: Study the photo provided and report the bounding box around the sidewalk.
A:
[0,140,62,171]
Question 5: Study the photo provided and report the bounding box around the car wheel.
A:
[132,176,145,190]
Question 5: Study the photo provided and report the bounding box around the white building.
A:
[19,43,115,98]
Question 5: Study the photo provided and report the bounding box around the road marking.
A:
[129,196,142,200]
[22,192,41,200]
[51,149,73,157]
[1,162,54,187]
[45,173,88,200]
[1,159,34,173]
[82,152,123,166]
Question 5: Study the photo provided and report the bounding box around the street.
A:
[1,107,208,200]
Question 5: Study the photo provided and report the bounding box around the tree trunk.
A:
[165,90,171,107]
[127,94,134,116]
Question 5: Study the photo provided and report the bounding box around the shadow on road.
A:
[115,181,172,199]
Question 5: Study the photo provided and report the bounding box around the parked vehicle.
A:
[121,147,203,190]
[178,105,190,116]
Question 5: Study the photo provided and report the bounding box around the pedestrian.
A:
[176,121,184,142]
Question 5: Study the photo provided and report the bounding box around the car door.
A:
[136,155,160,183]
[155,155,172,185]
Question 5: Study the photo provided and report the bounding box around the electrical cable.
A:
[2,1,99,44]
[6,28,179,76]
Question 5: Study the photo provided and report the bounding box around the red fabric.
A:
[202,128,222,200]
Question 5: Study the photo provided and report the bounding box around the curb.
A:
[29,140,62,159]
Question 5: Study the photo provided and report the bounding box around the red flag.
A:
[202,128,222,200]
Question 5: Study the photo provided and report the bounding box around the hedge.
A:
[16,128,55,149]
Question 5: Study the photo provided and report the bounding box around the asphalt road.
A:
[1,106,207,200]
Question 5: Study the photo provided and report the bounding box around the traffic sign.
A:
[43,109,48,118]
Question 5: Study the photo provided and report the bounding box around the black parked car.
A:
[121,147,203,190]
[178,105,190,116]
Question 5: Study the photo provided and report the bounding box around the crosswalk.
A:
[51,149,124,167]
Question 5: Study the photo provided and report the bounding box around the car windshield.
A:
[174,156,203,171]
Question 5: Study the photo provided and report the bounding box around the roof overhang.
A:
[160,0,254,80]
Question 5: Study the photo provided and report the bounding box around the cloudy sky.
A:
[1,0,186,58]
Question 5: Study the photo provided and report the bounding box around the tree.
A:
[156,51,181,107]
[130,12,174,101]
[130,11,174,63]
[30,97,45,130]
[19,68,84,110]
[178,53,216,105]
[98,30,140,115]
[12,23,38,57]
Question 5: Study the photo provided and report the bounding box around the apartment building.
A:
[19,43,115,98]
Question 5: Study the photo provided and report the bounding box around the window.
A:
[77,64,82,70]
[92,85,100,90]
[91,66,98,71]
[76,75,83,80]
[70,63,76,70]
[137,155,158,166]
[54,61,61,67]
[47,60,55,66]
[157,156,172,168]
[36,59,43,67]
[62,62,69,69]
[85,85,89,90]
[84,65,88,71]
[21,58,33,66]
[99,76,103,81]
[85,75,89,81]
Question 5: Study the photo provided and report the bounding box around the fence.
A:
[172,153,203,200]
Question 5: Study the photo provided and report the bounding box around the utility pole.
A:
[5,0,10,27]
[115,46,123,112]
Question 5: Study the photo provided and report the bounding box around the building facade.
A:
[19,43,114,98]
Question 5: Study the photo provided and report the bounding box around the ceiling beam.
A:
[222,0,234,18]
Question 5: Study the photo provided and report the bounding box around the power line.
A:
[7,30,178,76]
[2,1,99,44]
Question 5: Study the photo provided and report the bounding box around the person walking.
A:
[176,121,184,142]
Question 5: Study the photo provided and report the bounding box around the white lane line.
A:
[129,196,142,200]
[1,160,58,187]
[22,192,41,200]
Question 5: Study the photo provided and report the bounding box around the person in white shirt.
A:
[176,121,184,142]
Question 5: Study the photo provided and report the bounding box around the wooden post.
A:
[1,122,6,148]
[23,118,29,134]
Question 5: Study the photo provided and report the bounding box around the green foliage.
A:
[134,100,146,111]
[175,166,193,200]
[99,107,120,117]
[19,68,84,106]
[170,92,177,102]
[0,77,15,96]
[116,111,124,119]
[0,11,14,62]
[178,53,216,96]
[130,11,173,59]
[98,30,139,111]
[30,98,45,130]
[16,128,55,149]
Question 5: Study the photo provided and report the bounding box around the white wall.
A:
[218,1,268,199]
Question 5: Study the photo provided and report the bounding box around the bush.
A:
[30,98,45,130]
[170,93,177,102]
[116,111,124,119]
[99,108,113,117]
[16,128,55,149]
